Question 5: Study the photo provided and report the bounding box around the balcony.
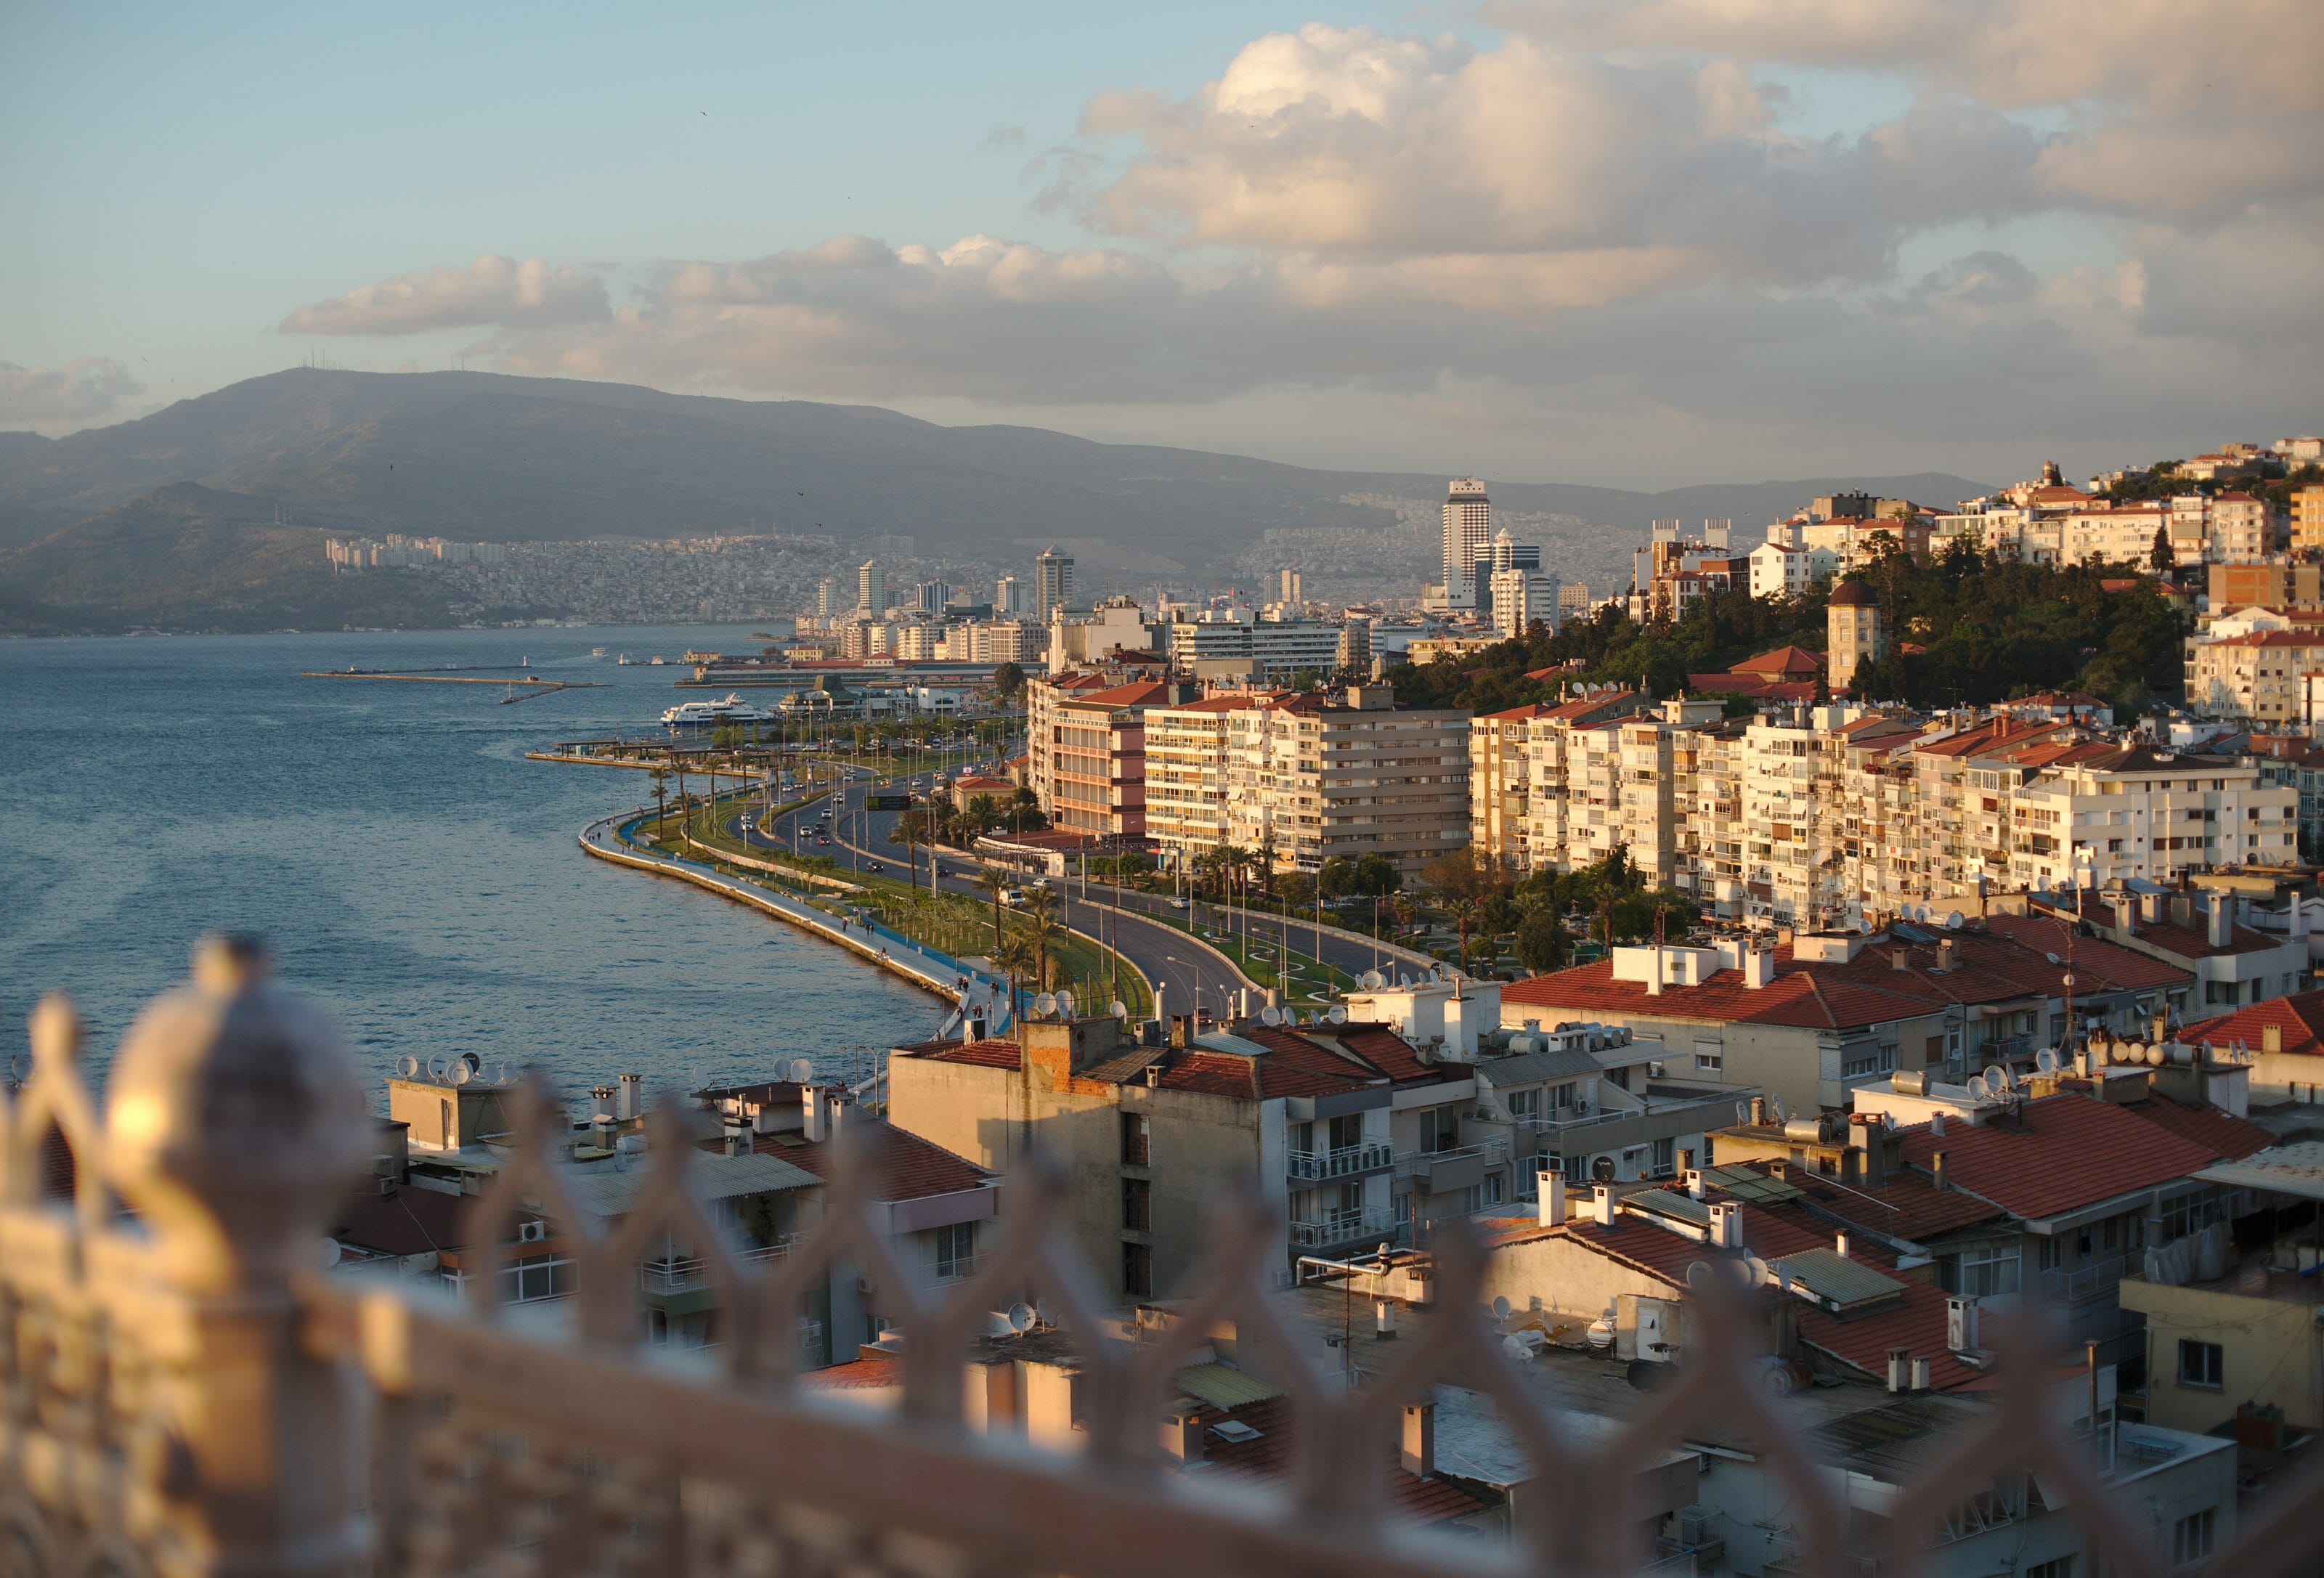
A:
[1287,1141,1394,1182]
[1288,1208,1407,1251]
[640,1235,802,1297]
[1394,1139,1508,1195]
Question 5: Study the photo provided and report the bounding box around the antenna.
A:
[1358,969,1386,991]
[1033,992,1058,1018]
[1946,911,1965,930]
[2036,1048,2060,1074]
[426,1054,450,1083]
[1490,1296,1512,1320]
[1742,1254,1770,1287]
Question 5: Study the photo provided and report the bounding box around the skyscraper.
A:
[1279,567,1303,605]
[816,577,839,618]
[1442,479,1490,607]
[996,575,1024,617]
[1035,547,1075,622]
[858,558,887,617]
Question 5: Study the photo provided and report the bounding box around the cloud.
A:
[0,357,144,426]
[280,255,609,335]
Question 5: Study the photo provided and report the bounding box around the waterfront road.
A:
[722,768,1440,1025]
[724,770,1262,1026]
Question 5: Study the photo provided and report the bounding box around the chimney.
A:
[1742,948,1776,990]
[1593,1185,1617,1227]
[617,1073,643,1121]
[2208,895,2232,950]
[1708,1200,1743,1250]
[1169,1014,1193,1049]
[1645,947,1663,996]
[1376,1298,1399,1340]
[1835,1231,1852,1260]
[2110,895,2136,938]
[2171,894,2192,927]
[1400,1402,1436,1478]
[1685,1168,1706,1200]
[1946,1295,1980,1354]
[1537,1171,1567,1225]
[1937,939,1957,972]
[1909,1354,1933,1392]
[802,1083,825,1142]
[1888,1347,1911,1394]
[2142,892,2164,924]
[826,1092,845,1138]
[590,1085,615,1122]
[723,1123,750,1158]
[1891,948,1910,971]
[1930,1150,1949,1192]
[1930,1111,1946,1139]
[1161,1405,1205,1462]
[1750,1096,1768,1127]
[2264,1023,2283,1054]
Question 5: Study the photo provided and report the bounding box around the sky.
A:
[1,1,2317,486]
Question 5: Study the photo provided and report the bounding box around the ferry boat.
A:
[659,694,773,727]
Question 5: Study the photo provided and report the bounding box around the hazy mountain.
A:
[0,367,1991,628]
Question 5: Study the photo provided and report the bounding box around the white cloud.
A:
[0,357,144,427]
[280,255,609,335]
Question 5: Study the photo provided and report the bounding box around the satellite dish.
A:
[1502,1334,1535,1362]
[396,1054,419,1079]
[451,1062,472,1086]
[1033,992,1058,1017]
[1945,911,1965,930]
[1260,1005,1284,1026]
[2036,1048,2060,1074]
[460,1051,482,1076]
[426,1055,450,1083]
[1055,990,1076,1016]
[318,1237,342,1269]
[1491,1296,1512,1320]
[1742,1254,1770,1287]
[492,1062,512,1086]
[1686,1261,1715,1288]
[1110,999,1129,1020]
[2045,952,2062,966]
[1327,1005,1348,1025]
[1769,1098,1787,1123]
[1592,1156,1617,1182]
[1007,1302,1036,1334]
[1359,969,1386,991]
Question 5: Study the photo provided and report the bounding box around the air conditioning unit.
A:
[517,1219,547,1243]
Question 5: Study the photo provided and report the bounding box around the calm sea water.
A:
[0,626,940,1103]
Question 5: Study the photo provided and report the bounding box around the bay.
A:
[0,625,941,1105]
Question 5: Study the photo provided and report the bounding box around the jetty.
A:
[301,670,606,703]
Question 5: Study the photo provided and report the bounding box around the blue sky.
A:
[3,1,2316,484]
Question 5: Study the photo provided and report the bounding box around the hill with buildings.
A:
[0,368,1988,630]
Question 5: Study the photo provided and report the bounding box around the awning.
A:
[2192,1141,2324,1203]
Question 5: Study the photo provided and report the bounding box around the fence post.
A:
[105,937,376,1577]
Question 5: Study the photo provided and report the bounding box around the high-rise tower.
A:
[858,558,887,617]
[1035,547,1075,622]
[1442,479,1490,607]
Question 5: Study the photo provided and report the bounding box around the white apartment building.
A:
[1219,687,1471,874]
[2007,745,2299,892]
[2060,502,2167,567]
[1489,566,1560,640]
[1747,540,1840,599]
[1142,695,1255,865]
[2187,630,2324,723]
[1164,609,1346,680]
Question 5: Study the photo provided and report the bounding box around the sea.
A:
[0,625,942,1107]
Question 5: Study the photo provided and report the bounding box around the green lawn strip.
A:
[1152,914,1356,1004]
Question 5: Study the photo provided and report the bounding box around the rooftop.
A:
[1896,1091,2227,1221]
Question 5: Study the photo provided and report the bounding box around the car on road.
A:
[1194,1009,1215,1028]
[1166,896,1187,909]
[866,862,884,874]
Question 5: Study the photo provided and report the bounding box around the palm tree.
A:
[893,812,925,898]
[1254,834,1279,901]
[648,767,670,836]
[966,793,1000,834]
[1444,896,1482,977]
[1021,887,1063,991]
[994,932,1037,1028]
[672,755,690,850]
[975,867,1010,956]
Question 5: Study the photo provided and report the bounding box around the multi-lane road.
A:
[717,760,1437,1028]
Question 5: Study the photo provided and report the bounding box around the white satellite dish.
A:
[1327,1005,1348,1025]
[1742,1254,1770,1287]
[1946,911,1965,930]
[1260,1005,1284,1026]
[1491,1296,1512,1319]
[792,1057,816,1082]
[1686,1261,1715,1289]
[1110,999,1129,1020]
[2036,1048,2060,1074]
[1055,990,1076,1016]
[1033,992,1058,1017]
[1502,1334,1535,1362]
[426,1054,450,1083]
[396,1054,419,1079]
[1769,1097,1787,1123]
[1007,1302,1036,1334]
[2045,952,2062,966]
[492,1063,512,1086]
[1358,969,1386,991]
[451,1062,472,1086]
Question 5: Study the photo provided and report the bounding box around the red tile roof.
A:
[905,1038,1025,1070]
[2179,988,2324,1059]
[2127,1094,2274,1160]
[1503,951,1943,1031]
[1897,1094,2226,1221]
[1190,1395,1489,1524]
[1795,1280,1983,1392]
[799,1350,903,1392]
[2113,917,2290,960]
[1783,1168,2007,1243]
[765,1123,993,1201]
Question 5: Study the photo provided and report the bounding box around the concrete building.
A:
[1826,578,1883,694]
[1027,675,1172,842]
[2209,561,2322,611]
[857,559,887,617]
[1335,616,1373,676]
[1044,597,1158,672]
[1034,547,1075,623]
[1747,540,1840,599]
[995,574,1025,617]
[1222,686,1471,874]
[1442,478,1491,608]
[2293,485,2324,553]
[1142,694,1258,864]
[1164,609,1346,681]
[1489,566,1560,640]
[2186,629,2324,721]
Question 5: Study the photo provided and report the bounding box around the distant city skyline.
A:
[2,1,2316,486]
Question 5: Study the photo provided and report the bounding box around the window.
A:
[2178,1339,2224,1390]
[1328,1113,1364,1151]
[2026,1558,2075,1578]
[1652,1138,1675,1176]
[1122,1241,1153,1301]
[1506,1086,1543,1121]
[1694,1051,1723,1073]
[2038,1238,2063,1272]
[2173,1508,2217,1565]
[505,1253,574,1303]
[934,1221,976,1280]
[1418,1106,1461,1153]
[1120,1111,1150,1167]
[1121,1177,1151,1232]
[1945,1243,2021,1298]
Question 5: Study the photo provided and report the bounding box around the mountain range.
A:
[0,368,1991,633]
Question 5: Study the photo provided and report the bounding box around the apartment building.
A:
[2186,630,2324,721]
[1036,678,1171,841]
[1165,609,1346,680]
[2209,561,2322,611]
[2293,484,2324,553]
[2002,743,2301,890]
[1512,690,1655,875]
[1221,685,1471,874]
[1142,693,1261,864]
[2059,500,2167,566]
[1747,539,1839,599]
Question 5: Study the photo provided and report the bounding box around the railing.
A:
[4,936,2321,1578]
[1287,1141,1394,1181]
[1288,1208,1406,1250]
[641,1235,802,1296]
[1394,1139,1510,1179]
[2037,1251,2132,1306]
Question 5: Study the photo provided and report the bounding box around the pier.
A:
[301,670,607,703]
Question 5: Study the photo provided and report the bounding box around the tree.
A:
[965,793,1001,833]
[974,867,1010,956]
[892,811,926,898]
[991,661,1026,698]
[1514,908,1573,973]
[1422,850,1505,906]
[1443,896,1482,975]
[2150,524,2174,574]
[1020,888,1063,990]
[648,767,670,834]
[993,932,1037,1028]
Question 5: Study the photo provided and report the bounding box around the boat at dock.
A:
[659,694,774,727]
